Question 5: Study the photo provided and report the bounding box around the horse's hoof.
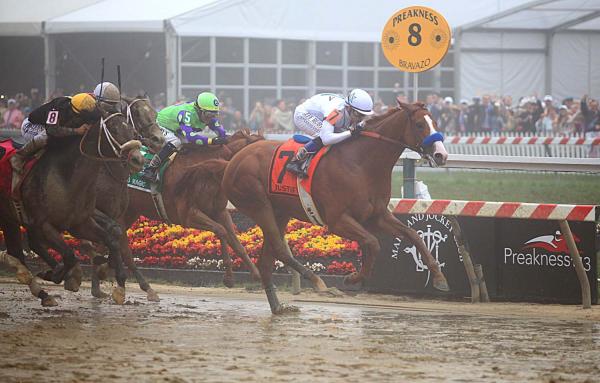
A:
[63,264,83,292]
[41,296,58,307]
[433,275,450,292]
[92,289,109,299]
[223,275,235,288]
[318,287,344,297]
[343,272,361,285]
[272,303,300,315]
[37,270,54,282]
[112,286,126,305]
[146,288,160,302]
[63,278,79,292]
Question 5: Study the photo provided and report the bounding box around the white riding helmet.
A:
[346,89,374,115]
[93,82,121,104]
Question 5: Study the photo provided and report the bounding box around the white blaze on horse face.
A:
[423,115,437,135]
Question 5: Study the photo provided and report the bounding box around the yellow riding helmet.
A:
[71,93,97,113]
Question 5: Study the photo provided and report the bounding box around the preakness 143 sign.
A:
[381,6,451,73]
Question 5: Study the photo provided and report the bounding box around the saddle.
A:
[128,145,176,222]
[269,137,330,225]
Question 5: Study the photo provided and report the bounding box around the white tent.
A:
[0,0,99,36]
[456,0,600,101]
[172,0,528,41]
[44,0,218,34]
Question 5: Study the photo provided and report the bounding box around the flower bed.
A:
[1,217,361,275]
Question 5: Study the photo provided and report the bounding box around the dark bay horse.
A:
[92,129,263,300]
[0,109,143,305]
[223,102,450,314]
[86,97,165,300]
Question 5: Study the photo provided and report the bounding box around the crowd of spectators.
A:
[420,93,600,137]
[3,87,599,139]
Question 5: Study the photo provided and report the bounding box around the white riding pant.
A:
[293,107,351,146]
[293,108,322,137]
[159,125,183,149]
[21,118,47,142]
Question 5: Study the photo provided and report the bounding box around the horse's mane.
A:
[364,107,400,128]
[364,102,427,130]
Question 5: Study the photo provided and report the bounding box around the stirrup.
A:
[286,161,308,179]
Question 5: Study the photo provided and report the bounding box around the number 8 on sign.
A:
[46,111,59,125]
[381,6,451,73]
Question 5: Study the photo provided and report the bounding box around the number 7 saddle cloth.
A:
[269,138,330,197]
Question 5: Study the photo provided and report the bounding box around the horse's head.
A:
[121,97,165,153]
[84,106,144,173]
[396,101,448,166]
[225,128,264,155]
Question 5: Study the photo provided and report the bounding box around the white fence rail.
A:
[265,133,600,158]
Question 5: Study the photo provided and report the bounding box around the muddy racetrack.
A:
[0,279,599,382]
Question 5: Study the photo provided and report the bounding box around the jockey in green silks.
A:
[139,92,227,182]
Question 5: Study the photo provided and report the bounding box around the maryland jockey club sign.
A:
[369,214,598,304]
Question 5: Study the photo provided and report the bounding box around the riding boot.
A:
[10,135,48,196]
[285,138,322,179]
[139,142,177,183]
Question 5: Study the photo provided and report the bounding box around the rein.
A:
[359,130,424,155]
[79,112,141,162]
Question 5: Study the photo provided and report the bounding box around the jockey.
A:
[286,89,374,178]
[139,92,227,182]
[93,82,121,112]
[10,93,100,193]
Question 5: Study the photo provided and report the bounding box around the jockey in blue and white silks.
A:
[286,89,374,178]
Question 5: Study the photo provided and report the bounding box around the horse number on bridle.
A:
[46,111,59,125]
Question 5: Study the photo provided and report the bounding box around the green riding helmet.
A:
[196,92,220,112]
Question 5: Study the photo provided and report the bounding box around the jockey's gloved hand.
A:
[210,136,228,145]
[351,122,364,137]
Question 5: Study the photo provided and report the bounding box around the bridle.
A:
[359,105,443,167]
[80,112,141,162]
[124,98,156,141]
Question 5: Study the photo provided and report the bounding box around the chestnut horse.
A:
[92,130,263,299]
[223,102,450,314]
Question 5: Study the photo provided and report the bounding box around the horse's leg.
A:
[215,209,261,281]
[185,207,235,288]
[259,239,298,314]
[0,251,57,306]
[254,208,328,292]
[375,212,449,292]
[0,217,56,306]
[25,229,59,281]
[78,238,110,299]
[70,215,128,304]
[117,229,159,302]
[32,222,81,290]
[327,213,383,285]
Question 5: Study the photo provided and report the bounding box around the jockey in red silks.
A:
[286,89,374,178]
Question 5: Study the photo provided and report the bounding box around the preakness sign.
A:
[368,214,598,304]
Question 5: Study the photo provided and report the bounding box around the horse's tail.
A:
[177,159,229,203]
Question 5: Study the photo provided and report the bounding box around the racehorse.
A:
[0,108,143,305]
[223,102,450,314]
[85,97,165,301]
[93,129,264,299]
